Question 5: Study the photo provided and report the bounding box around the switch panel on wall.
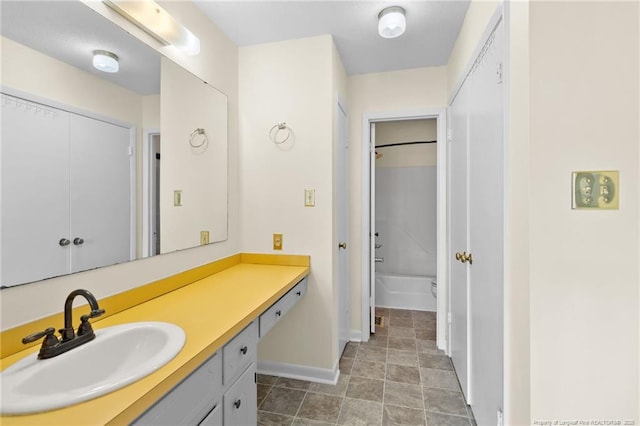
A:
[304,189,315,207]
[273,233,283,250]
[174,190,183,206]
[572,171,619,209]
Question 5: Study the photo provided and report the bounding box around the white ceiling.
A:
[194,1,470,75]
[0,1,470,95]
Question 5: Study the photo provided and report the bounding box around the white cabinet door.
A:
[69,114,131,273]
[1,96,70,286]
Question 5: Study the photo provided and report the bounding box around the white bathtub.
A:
[375,273,437,312]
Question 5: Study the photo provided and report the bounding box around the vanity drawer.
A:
[223,321,257,386]
[134,352,222,425]
[223,363,257,426]
[259,277,307,338]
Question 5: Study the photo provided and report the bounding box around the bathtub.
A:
[375,273,437,312]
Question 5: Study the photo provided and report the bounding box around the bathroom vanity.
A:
[0,254,309,425]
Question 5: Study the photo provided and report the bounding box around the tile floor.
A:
[257,308,476,425]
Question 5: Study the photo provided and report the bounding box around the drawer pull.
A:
[240,345,248,355]
[275,310,282,317]
[296,291,301,296]
[234,399,241,409]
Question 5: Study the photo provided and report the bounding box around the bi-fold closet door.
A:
[448,18,505,426]
[1,94,131,287]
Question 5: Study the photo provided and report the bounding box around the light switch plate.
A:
[572,171,619,209]
[173,190,183,206]
[200,231,209,245]
[304,189,315,207]
[273,233,283,250]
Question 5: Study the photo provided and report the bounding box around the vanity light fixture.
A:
[378,6,406,39]
[92,50,119,73]
[103,0,201,55]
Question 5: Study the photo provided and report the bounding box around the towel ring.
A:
[269,122,292,145]
[189,128,207,148]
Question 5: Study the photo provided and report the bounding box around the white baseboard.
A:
[258,359,339,385]
[349,330,364,342]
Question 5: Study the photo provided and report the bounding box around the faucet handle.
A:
[22,327,59,348]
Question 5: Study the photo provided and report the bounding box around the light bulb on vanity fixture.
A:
[92,50,119,73]
[378,6,406,39]
[103,0,200,56]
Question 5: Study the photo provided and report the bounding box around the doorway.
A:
[360,109,447,350]
[142,130,161,258]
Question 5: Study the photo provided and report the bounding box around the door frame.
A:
[360,108,448,351]
[142,128,160,258]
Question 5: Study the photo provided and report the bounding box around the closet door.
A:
[467,21,504,425]
[1,95,70,286]
[69,114,131,273]
[448,78,471,399]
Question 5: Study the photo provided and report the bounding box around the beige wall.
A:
[142,95,160,129]
[0,36,143,127]
[346,66,447,333]
[447,0,500,97]
[239,35,344,371]
[529,1,639,421]
[1,1,239,330]
[375,119,437,168]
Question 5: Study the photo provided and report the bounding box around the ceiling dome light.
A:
[92,50,119,73]
[378,6,406,39]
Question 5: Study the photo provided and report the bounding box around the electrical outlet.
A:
[200,231,209,245]
[273,233,283,250]
[572,170,619,209]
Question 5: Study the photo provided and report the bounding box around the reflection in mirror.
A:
[0,1,228,288]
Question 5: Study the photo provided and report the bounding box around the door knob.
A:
[338,242,347,249]
[73,237,84,246]
[464,252,473,265]
[59,238,71,247]
[456,252,468,263]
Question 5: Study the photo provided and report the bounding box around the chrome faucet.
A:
[22,289,105,359]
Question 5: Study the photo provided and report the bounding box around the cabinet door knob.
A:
[296,291,301,296]
[233,399,241,409]
[59,238,71,247]
[73,237,84,246]
[275,310,282,317]
[240,345,248,355]
[338,242,347,249]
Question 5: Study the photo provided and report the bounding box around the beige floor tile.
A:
[258,410,295,425]
[297,392,343,423]
[387,349,419,367]
[260,386,307,416]
[351,359,387,380]
[337,398,383,425]
[386,363,421,385]
[418,353,453,370]
[423,387,469,417]
[388,337,417,351]
[382,404,426,425]
[345,376,384,402]
[275,377,312,390]
[356,345,388,363]
[389,326,416,339]
[383,381,423,409]
[425,411,471,426]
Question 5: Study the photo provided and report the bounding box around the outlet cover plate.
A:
[572,170,619,209]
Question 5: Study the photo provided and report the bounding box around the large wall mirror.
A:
[0,1,228,288]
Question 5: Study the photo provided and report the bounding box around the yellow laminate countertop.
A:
[0,258,309,425]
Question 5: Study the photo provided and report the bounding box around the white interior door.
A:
[369,122,376,334]
[69,114,132,273]
[337,99,350,355]
[468,21,504,425]
[1,95,71,286]
[448,82,471,399]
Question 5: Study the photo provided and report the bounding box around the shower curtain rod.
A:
[376,140,436,148]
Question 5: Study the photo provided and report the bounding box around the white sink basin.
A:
[0,322,185,415]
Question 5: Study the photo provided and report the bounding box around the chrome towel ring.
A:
[269,122,292,145]
[189,128,207,148]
